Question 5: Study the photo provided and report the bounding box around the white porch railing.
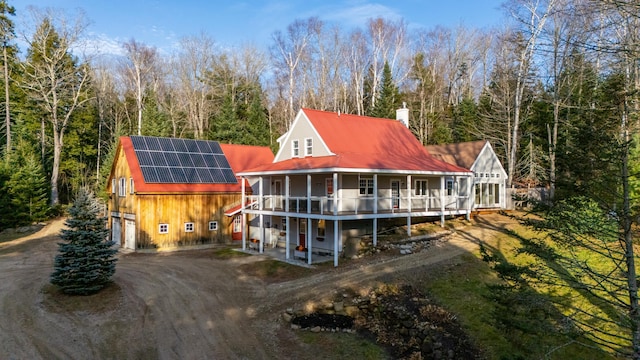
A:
[246,195,470,215]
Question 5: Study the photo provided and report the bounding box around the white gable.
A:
[470,142,507,179]
[273,109,334,163]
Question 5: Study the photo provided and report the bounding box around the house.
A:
[236,108,473,267]
[106,135,273,250]
[426,140,508,210]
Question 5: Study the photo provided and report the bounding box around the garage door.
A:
[125,219,136,250]
[111,217,121,247]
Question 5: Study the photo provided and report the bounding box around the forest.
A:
[1,0,640,356]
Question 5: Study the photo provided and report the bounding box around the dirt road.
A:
[0,214,513,359]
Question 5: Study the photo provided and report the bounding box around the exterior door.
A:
[232,215,242,240]
[111,217,121,247]
[299,218,307,248]
[391,180,400,209]
[124,219,135,249]
[272,180,282,209]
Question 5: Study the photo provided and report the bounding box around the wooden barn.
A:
[106,136,273,250]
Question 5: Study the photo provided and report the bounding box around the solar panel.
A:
[129,136,238,185]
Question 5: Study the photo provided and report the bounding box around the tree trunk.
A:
[3,42,9,154]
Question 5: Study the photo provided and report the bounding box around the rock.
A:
[282,312,293,322]
[291,324,300,330]
[310,326,321,333]
[286,308,294,314]
[333,301,344,313]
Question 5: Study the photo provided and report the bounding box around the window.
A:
[233,215,242,233]
[317,219,325,238]
[209,221,218,231]
[159,224,169,234]
[185,222,194,232]
[326,178,334,195]
[496,173,501,178]
[446,179,454,196]
[281,218,287,231]
[359,177,374,196]
[111,179,116,194]
[118,177,126,197]
[129,178,134,194]
[415,180,428,196]
[494,184,500,204]
[292,139,299,157]
[305,138,313,156]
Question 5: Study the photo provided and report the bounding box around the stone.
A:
[333,301,344,312]
[286,308,294,314]
[282,312,293,322]
[310,326,321,333]
[291,324,300,330]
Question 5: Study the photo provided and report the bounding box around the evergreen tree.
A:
[369,62,400,119]
[7,143,49,224]
[244,88,270,146]
[50,189,117,295]
[210,93,241,143]
[0,157,14,229]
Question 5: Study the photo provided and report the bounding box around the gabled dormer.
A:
[274,109,334,162]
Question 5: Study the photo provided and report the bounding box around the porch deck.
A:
[240,245,334,268]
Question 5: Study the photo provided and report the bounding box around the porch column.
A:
[259,214,264,253]
[466,176,472,220]
[333,172,338,215]
[285,216,290,260]
[307,174,312,214]
[373,174,378,214]
[333,220,339,267]
[259,176,264,252]
[373,218,377,247]
[241,176,246,251]
[440,176,445,227]
[407,175,412,237]
[285,176,291,260]
[285,175,290,212]
[307,217,312,265]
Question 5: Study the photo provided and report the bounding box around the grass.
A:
[211,247,251,259]
[296,332,388,359]
[416,222,617,360]
[239,259,314,283]
[0,228,41,244]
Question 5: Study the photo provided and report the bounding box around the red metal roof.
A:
[120,137,273,193]
[241,109,470,174]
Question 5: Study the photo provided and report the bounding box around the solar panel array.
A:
[130,136,237,184]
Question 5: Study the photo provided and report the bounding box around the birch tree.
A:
[120,39,158,136]
[21,9,92,206]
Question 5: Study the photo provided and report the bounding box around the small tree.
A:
[50,189,117,295]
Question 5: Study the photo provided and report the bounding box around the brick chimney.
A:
[396,102,409,127]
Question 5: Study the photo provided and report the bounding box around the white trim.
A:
[159,223,169,234]
[272,109,335,162]
[209,221,218,231]
[184,222,194,232]
[304,137,313,156]
[124,213,136,220]
[118,177,126,197]
[291,139,300,158]
[129,178,134,194]
[238,168,472,177]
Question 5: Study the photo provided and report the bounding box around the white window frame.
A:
[233,215,242,233]
[292,139,299,157]
[304,137,313,156]
[359,177,374,196]
[415,179,428,196]
[129,178,134,194]
[446,179,454,196]
[111,178,116,194]
[159,223,169,234]
[208,221,218,231]
[184,222,194,232]
[281,218,287,232]
[118,177,126,197]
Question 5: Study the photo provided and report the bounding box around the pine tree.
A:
[369,62,400,119]
[7,150,49,224]
[50,189,117,295]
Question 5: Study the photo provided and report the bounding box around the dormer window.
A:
[305,138,313,156]
[292,139,299,157]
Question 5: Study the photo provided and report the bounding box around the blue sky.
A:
[10,0,505,56]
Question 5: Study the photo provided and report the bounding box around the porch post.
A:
[333,172,338,215]
[307,217,312,265]
[285,216,290,260]
[466,176,472,220]
[334,220,339,267]
[407,175,412,237]
[373,174,378,214]
[373,218,377,247]
[259,176,264,252]
[259,214,264,253]
[440,176,445,227]
[241,176,246,251]
[285,175,290,212]
[307,174,311,214]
